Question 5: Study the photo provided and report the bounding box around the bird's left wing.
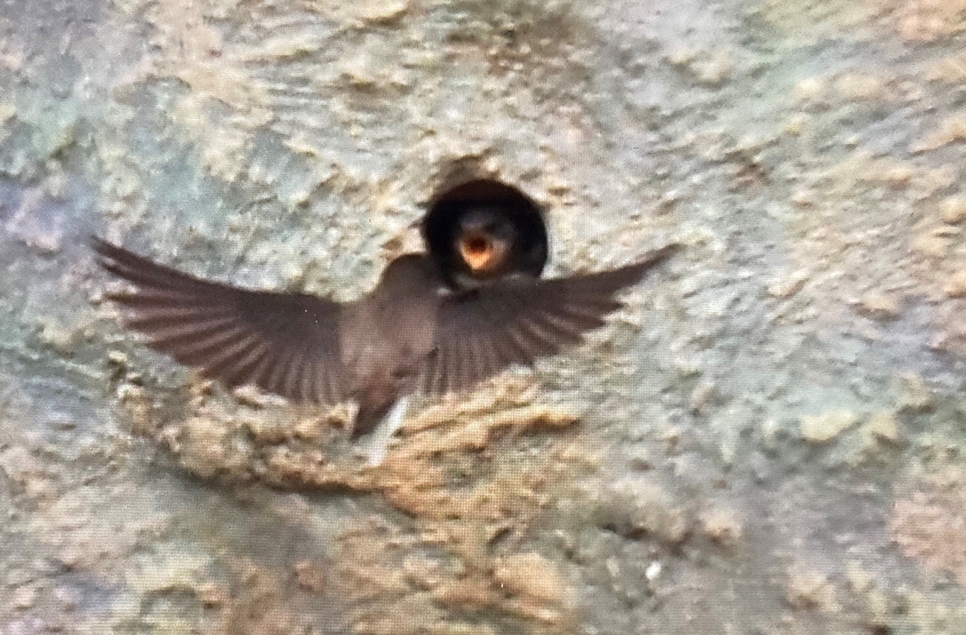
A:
[92,238,347,404]
[422,244,678,395]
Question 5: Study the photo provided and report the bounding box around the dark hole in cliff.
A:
[421,178,549,288]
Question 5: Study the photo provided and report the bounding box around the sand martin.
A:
[93,203,676,445]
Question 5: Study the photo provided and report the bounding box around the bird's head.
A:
[454,207,516,276]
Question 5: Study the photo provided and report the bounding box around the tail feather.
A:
[353,398,410,466]
[352,401,394,438]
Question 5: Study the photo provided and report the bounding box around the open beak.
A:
[459,231,499,272]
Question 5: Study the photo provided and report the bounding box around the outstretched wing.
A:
[422,244,678,395]
[92,237,346,404]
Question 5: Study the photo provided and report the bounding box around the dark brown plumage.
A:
[421,257,671,395]
[93,237,677,437]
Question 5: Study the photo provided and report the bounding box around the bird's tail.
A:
[352,401,395,438]
[353,398,411,466]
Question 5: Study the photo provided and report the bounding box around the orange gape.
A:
[459,231,504,272]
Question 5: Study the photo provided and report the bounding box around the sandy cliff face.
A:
[1,0,966,633]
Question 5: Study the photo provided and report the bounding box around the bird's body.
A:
[338,255,440,435]
[92,227,676,449]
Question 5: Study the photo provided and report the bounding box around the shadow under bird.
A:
[92,222,677,449]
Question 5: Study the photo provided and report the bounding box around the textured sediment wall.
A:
[2,1,966,633]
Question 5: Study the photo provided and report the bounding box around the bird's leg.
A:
[354,397,410,466]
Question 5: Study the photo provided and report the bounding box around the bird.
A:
[92,231,677,452]
[421,179,549,290]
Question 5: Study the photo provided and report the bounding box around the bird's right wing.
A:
[422,244,678,395]
[93,238,347,404]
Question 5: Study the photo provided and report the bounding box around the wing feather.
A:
[93,237,346,404]
[424,245,677,394]
[209,342,271,387]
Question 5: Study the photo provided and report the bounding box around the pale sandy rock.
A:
[800,410,858,444]
[940,197,966,224]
